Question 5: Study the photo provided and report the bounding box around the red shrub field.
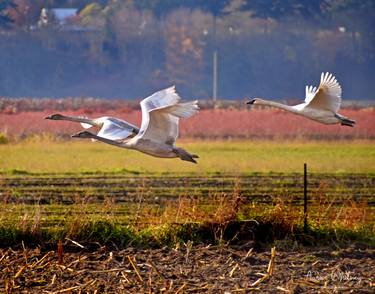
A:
[0,99,374,140]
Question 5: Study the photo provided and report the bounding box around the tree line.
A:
[0,0,374,100]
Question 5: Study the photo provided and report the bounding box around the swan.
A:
[45,114,140,141]
[247,72,356,127]
[69,86,199,163]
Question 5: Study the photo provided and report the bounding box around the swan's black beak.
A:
[45,113,64,120]
[246,99,256,105]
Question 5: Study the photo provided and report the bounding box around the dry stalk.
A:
[241,247,253,261]
[321,194,336,224]
[50,274,56,286]
[14,265,25,278]
[0,253,6,263]
[5,277,11,294]
[229,263,239,277]
[175,195,183,222]
[57,264,74,272]
[127,255,143,282]
[31,252,52,268]
[175,282,187,294]
[231,288,260,292]
[185,284,209,292]
[65,237,85,249]
[21,241,28,265]
[121,271,132,284]
[267,247,276,276]
[185,241,193,263]
[65,255,88,268]
[341,199,369,228]
[250,274,269,287]
[133,180,146,224]
[91,268,128,273]
[57,240,63,265]
[300,279,322,286]
[168,280,174,291]
[250,246,277,287]
[52,278,96,293]
[276,286,291,293]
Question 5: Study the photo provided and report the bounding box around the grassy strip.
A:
[1,139,374,174]
[1,199,374,249]
[1,215,373,250]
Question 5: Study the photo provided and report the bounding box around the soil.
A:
[3,174,374,205]
[1,244,374,293]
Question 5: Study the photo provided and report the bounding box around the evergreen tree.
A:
[241,0,328,21]
[0,0,16,29]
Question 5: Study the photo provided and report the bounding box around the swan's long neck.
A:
[60,115,96,126]
[89,133,130,149]
[255,99,299,113]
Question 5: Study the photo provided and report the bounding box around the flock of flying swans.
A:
[46,72,355,163]
[46,86,200,163]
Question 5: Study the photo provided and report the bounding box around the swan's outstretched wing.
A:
[136,86,199,145]
[304,72,342,112]
[97,118,138,141]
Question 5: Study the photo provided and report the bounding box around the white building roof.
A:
[51,8,78,24]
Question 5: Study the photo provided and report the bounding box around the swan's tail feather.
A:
[335,113,356,127]
[167,100,199,118]
[340,119,355,127]
[173,147,198,164]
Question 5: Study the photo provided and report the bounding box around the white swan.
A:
[45,114,140,141]
[247,72,356,127]
[68,86,199,163]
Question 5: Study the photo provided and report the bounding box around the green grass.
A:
[1,139,374,174]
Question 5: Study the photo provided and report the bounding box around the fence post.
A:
[303,163,308,233]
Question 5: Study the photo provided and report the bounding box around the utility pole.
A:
[213,50,218,103]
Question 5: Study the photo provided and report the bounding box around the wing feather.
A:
[305,72,342,112]
[96,118,138,141]
[136,87,199,145]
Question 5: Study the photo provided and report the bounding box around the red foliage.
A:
[1,108,374,140]
[180,108,375,140]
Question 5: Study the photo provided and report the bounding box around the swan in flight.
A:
[45,114,140,140]
[47,86,199,163]
[247,72,355,127]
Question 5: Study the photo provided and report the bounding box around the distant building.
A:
[38,8,78,28]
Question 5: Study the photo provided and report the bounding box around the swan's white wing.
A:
[97,118,138,141]
[137,86,199,145]
[104,117,139,134]
[304,72,342,112]
[305,85,318,104]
